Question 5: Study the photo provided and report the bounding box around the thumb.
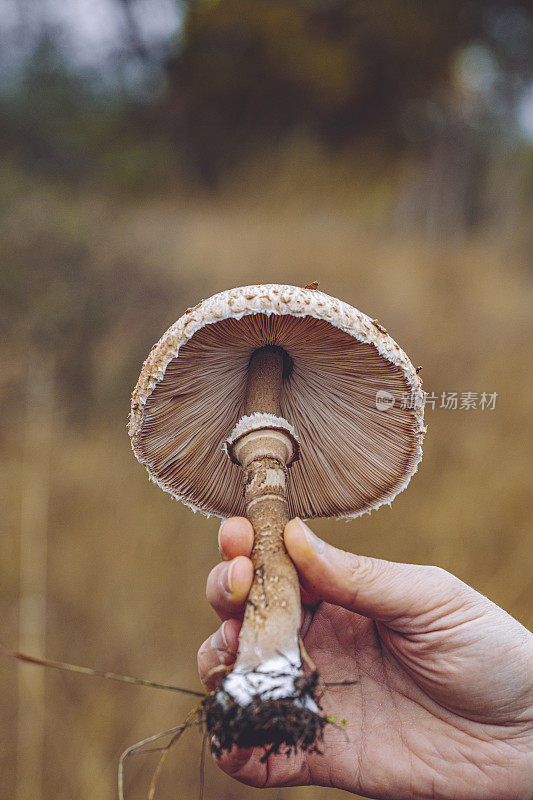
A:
[284,518,464,630]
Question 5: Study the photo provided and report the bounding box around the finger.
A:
[197,618,240,691]
[218,517,254,561]
[215,746,310,789]
[285,518,466,631]
[218,519,318,607]
[214,747,257,785]
[217,518,318,612]
[206,556,254,620]
[301,605,315,639]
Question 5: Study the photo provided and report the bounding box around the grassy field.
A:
[1,155,532,799]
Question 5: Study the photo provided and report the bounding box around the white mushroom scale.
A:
[129,284,425,754]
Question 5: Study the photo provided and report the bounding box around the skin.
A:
[198,517,533,800]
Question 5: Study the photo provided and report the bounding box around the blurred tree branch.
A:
[116,0,151,62]
[160,0,533,183]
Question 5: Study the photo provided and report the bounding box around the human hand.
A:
[198,517,533,800]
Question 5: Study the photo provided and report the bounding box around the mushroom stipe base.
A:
[205,672,328,757]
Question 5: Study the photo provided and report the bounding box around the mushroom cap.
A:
[129,284,425,520]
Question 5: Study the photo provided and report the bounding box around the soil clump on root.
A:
[204,672,328,760]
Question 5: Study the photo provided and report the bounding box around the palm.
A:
[205,519,532,799]
[225,601,531,800]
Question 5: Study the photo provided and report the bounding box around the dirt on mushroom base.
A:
[204,670,329,759]
[4,645,330,797]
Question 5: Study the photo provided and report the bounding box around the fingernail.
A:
[226,559,238,594]
[211,621,228,653]
[217,519,227,556]
[295,518,326,554]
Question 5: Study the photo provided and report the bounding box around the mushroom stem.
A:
[229,438,300,689]
[207,348,325,752]
[243,344,286,417]
[219,347,314,709]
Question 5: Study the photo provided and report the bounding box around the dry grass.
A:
[1,157,532,800]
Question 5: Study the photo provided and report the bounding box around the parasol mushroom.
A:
[129,283,425,752]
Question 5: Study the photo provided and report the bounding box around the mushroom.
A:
[129,284,424,752]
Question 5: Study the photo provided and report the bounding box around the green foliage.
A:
[0,171,189,421]
[163,0,532,182]
[0,35,177,191]
[2,2,531,187]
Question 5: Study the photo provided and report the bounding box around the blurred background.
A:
[1,1,532,799]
